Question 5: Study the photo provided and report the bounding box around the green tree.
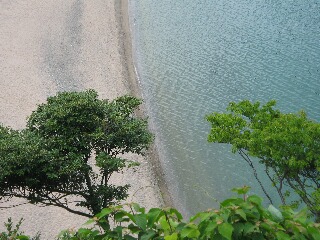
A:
[0,90,153,217]
[206,100,320,220]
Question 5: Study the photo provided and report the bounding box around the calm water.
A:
[129,0,320,217]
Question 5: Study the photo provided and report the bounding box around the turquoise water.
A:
[129,0,320,216]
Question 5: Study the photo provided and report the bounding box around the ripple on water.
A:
[131,0,320,217]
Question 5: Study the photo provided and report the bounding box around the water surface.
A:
[129,0,320,216]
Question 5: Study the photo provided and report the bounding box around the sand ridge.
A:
[0,0,163,238]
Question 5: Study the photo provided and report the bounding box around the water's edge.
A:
[115,0,174,208]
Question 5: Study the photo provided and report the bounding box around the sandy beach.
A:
[0,0,164,238]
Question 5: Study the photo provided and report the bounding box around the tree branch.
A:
[239,149,273,204]
[265,166,286,205]
[1,192,92,218]
[0,201,29,209]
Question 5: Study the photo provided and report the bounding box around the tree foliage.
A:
[206,100,320,220]
[0,90,153,217]
[58,187,320,240]
[2,187,319,239]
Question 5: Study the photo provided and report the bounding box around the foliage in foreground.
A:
[0,90,153,217]
[56,187,320,240]
[1,189,319,239]
[206,100,320,220]
[0,218,40,240]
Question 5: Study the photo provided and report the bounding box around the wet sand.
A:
[0,0,164,238]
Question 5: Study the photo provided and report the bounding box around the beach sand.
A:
[0,0,165,238]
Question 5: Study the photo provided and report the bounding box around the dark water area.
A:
[129,0,320,217]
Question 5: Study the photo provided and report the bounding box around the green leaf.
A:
[176,222,187,232]
[134,214,147,231]
[260,222,272,231]
[76,228,100,237]
[243,223,256,235]
[96,208,113,219]
[124,235,137,240]
[218,223,234,240]
[165,233,178,240]
[17,236,30,240]
[203,221,218,236]
[168,208,183,220]
[147,208,163,228]
[140,230,157,240]
[308,226,320,240]
[233,223,245,238]
[235,209,247,220]
[159,216,171,231]
[115,211,130,222]
[268,205,283,222]
[132,203,145,213]
[190,211,212,222]
[127,224,141,234]
[180,226,200,238]
[247,195,262,206]
[294,208,308,223]
[220,197,244,208]
[83,219,95,225]
[115,226,124,238]
[232,186,251,195]
[276,231,291,240]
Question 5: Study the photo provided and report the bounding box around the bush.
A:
[58,186,320,240]
[0,218,40,240]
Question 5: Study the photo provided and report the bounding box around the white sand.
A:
[0,0,163,238]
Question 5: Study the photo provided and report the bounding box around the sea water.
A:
[129,0,320,217]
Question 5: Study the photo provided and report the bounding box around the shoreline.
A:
[115,0,174,208]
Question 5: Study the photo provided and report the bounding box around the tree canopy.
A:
[0,90,153,217]
[206,100,320,220]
